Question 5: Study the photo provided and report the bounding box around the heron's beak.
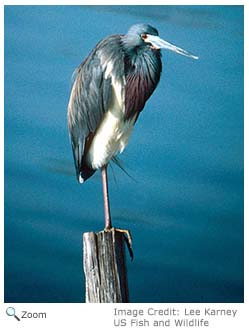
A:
[146,35,198,60]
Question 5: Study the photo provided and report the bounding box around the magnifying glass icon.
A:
[6,307,20,321]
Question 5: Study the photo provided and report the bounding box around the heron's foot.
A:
[104,227,133,260]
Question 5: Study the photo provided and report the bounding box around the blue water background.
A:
[4,5,244,303]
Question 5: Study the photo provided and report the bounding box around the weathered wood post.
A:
[83,228,132,303]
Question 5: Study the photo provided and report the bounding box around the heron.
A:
[68,23,198,230]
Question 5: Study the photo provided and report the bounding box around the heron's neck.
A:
[125,47,162,76]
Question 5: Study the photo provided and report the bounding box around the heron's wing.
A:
[68,35,124,182]
[68,57,112,182]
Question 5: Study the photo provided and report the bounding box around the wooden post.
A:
[83,228,131,303]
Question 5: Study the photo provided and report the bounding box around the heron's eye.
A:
[141,34,148,40]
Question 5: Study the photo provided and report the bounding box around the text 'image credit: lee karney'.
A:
[113,307,238,327]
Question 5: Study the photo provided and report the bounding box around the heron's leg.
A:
[101,164,112,230]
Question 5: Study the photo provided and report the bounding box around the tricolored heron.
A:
[68,23,198,230]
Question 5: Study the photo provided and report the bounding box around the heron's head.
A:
[123,23,198,60]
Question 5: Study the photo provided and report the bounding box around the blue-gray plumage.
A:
[68,23,198,229]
